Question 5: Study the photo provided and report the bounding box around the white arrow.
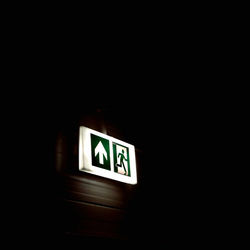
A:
[95,141,107,164]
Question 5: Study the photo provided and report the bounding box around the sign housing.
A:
[79,126,137,184]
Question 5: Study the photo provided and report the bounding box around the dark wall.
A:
[47,103,213,245]
[46,105,147,246]
[8,95,221,248]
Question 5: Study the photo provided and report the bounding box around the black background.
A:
[2,25,231,246]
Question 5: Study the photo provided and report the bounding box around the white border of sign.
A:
[79,126,137,185]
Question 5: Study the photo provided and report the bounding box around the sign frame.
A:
[79,126,137,185]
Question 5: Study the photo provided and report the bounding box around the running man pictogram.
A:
[116,149,128,175]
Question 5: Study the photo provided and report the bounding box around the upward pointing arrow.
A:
[95,141,107,164]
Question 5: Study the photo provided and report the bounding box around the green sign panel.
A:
[91,134,110,170]
[113,142,130,176]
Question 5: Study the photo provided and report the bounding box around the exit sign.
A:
[79,126,137,184]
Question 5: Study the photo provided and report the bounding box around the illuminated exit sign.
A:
[79,126,137,184]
